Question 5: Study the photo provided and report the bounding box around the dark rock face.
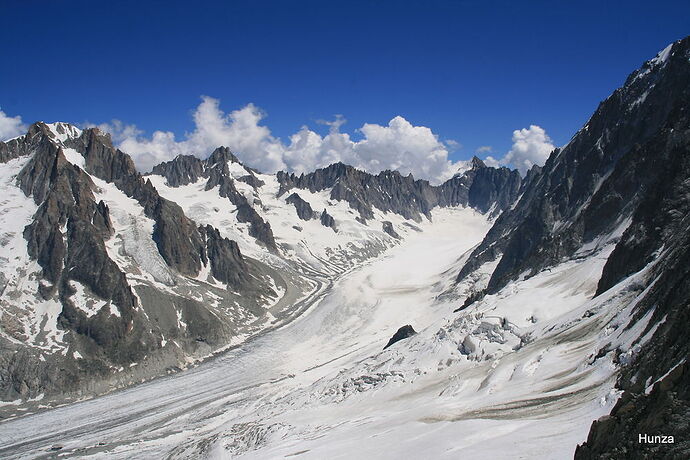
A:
[576,365,690,459]
[237,174,264,188]
[151,147,277,251]
[235,201,277,251]
[150,154,204,186]
[67,137,263,286]
[596,129,690,295]
[384,325,417,349]
[457,37,690,295]
[434,156,523,216]
[576,100,690,458]
[286,192,316,221]
[0,123,265,400]
[0,346,87,402]
[7,124,144,363]
[320,209,337,231]
[449,37,690,458]
[66,130,209,276]
[150,198,206,276]
[381,221,400,239]
[200,225,249,290]
[467,164,523,214]
[277,158,522,222]
[575,207,690,458]
[0,122,76,164]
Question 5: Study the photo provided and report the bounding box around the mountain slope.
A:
[455,37,690,458]
[458,39,689,293]
[0,38,688,459]
[276,156,522,222]
[0,124,279,404]
[0,122,519,410]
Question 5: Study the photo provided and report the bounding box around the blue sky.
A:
[1,0,688,180]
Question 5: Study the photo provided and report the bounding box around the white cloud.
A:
[356,116,458,182]
[93,96,464,184]
[88,97,287,173]
[283,115,466,183]
[445,139,462,151]
[484,156,501,168]
[90,119,143,144]
[0,108,27,141]
[502,125,554,174]
[3,101,553,182]
[480,125,554,175]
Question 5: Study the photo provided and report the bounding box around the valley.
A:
[0,35,689,460]
[0,207,641,459]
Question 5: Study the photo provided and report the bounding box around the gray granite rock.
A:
[320,209,337,231]
[381,221,400,239]
[286,192,316,221]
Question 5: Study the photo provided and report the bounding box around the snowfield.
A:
[0,205,653,459]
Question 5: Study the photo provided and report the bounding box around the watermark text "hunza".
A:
[639,434,675,444]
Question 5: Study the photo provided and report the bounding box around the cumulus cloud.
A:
[90,119,143,144]
[93,96,464,183]
[504,125,555,173]
[445,139,462,151]
[281,115,463,182]
[482,125,554,175]
[483,155,501,168]
[0,108,27,141]
[87,97,287,173]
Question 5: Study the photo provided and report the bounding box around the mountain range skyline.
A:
[2,1,689,182]
[1,4,689,458]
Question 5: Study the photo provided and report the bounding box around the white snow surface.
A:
[92,175,176,287]
[0,124,664,458]
[45,122,82,143]
[650,43,673,66]
[0,206,654,459]
[147,165,415,276]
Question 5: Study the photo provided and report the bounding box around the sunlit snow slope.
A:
[0,207,646,459]
[2,36,688,460]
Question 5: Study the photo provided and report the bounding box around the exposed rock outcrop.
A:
[381,221,400,239]
[384,325,417,349]
[277,159,522,222]
[320,209,337,231]
[450,37,690,458]
[457,37,690,295]
[0,123,268,402]
[150,154,205,186]
[200,225,249,290]
[286,192,316,221]
[151,147,277,250]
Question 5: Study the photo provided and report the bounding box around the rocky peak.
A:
[574,39,690,459]
[1,122,59,163]
[150,155,205,187]
[149,147,277,250]
[151,147,250,188]
[277,157,522,222]
[207,146,241,167]
[70,128,138,184]
[44,122,83,143]
[458,36,690,293]
[470,155,486,169]
[286,192,316,221]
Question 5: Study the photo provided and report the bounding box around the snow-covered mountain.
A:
[454,37,690,459]
[0,121,520,408]
[0,37,688,460]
